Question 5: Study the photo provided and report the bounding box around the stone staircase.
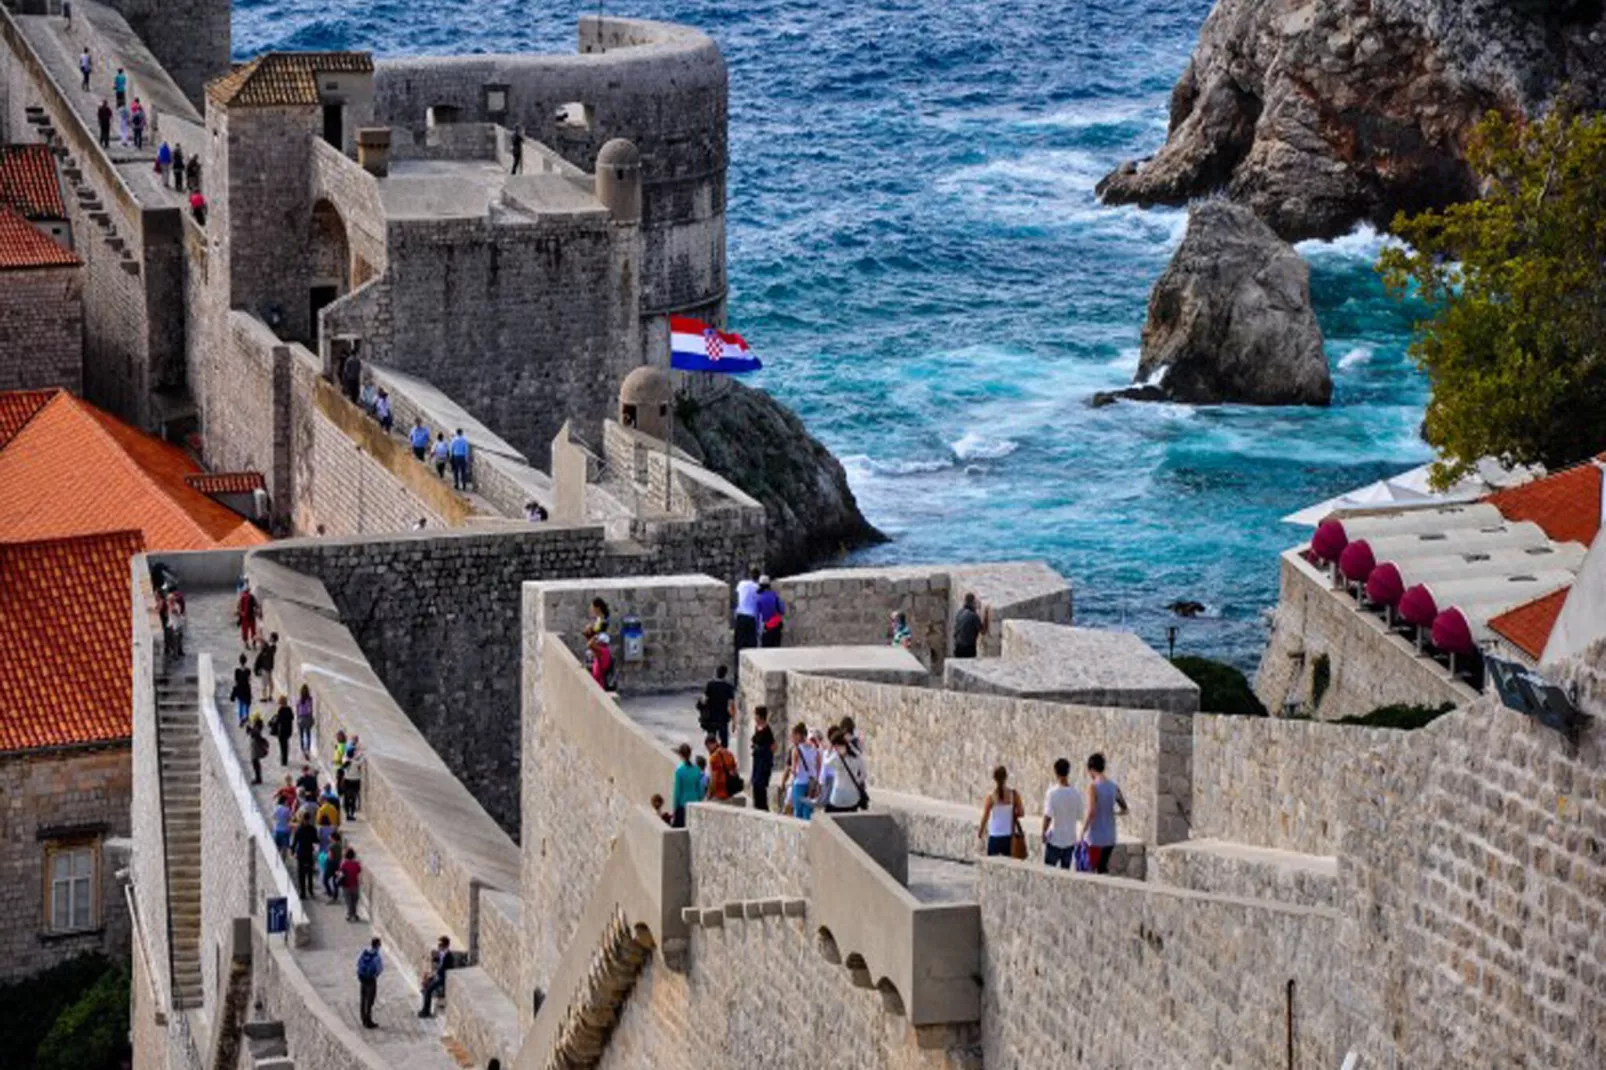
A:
[243,1020,294,1070]
[542,907,654,1070]
[156,672,204,1009]
[23,103,143,276]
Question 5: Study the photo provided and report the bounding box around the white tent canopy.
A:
[1283,459,1541,527]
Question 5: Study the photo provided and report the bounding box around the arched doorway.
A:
[309,198,350,342]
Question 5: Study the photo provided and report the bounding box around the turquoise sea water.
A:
[236,0,1432,668]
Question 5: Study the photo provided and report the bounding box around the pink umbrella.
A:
[1430,607,1476,655]
[1311,519,1348,563]
[1339,539,1376,583]
[1398,584,1438,628]
[1365,562,1405,608]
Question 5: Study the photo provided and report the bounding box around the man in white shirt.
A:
[732,568,761,665]
[1042,757,1084,869]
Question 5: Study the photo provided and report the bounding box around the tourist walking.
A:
[889,610,913,650]
[755,576,785,648]
[340,350,362,403]
[113,67,126,109]
[342,739,364,819]
[670,743,702,828]
[358,378,377,414]
[953,592,988,659]
[273,775,297,811]
[584,598,611,640]
[269,695,294,766]
[750,705,775,811]
[79,48,91,91]
[704,735,739,802]
[130,99,146,149]
[331,731,350,799]
[820,726,869,813]
[296,684,315,758]
[295,764,319,801]
[432,433,449,479]
[322,830,344,899]
[184,155,201,192]
[96,100,111,148]
[171,144,185,190]
[237,582,261,647]
[189,189,207,225]
[156,141,171,181]
[587,632,613,691]
[785,722,819,820]
[409,418,431,460]
[417,936,453,1018]
[732,567,760,666]
[356,938,384,1029]
[1082,753,1126,875]
[510,125,524,174]
[254,631,279,699]
[292,812,319,899]
[977,765,1025,858]
[698,665,735,749]
[339,848,363,921]
[374,389,393,432]
[231,654,253,727]
[272,797,292,855]
[165,592,186,656]
[448,428,470,489]
[1042,758,1084,869]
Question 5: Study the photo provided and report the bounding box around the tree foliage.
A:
[1170,656,1267,717]
[1378,108,1606,485]
[33,959,130,1070]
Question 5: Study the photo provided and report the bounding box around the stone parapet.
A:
[1150,839,1337,909]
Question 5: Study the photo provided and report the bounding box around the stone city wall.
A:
[373,15,726,319]
[1255,550,1474,720]
[261,527,608,834]
[773,568,953,669]
[1334,689,1606,1070]
[685,803,810,905]
[784,673,1191,846]
[248,919,390,1070]
[308,137,387,283]
[1190,713,1403,856]
[0,264,82,393]
[0,745,132,982]
[205,311,281,504]
[1,6,183,429]
[102,0,231,109]
[128,562,170,1001]
[978,859,1341,1069]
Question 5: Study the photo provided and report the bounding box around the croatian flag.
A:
[669,316,762,374]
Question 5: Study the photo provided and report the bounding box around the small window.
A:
[1418,533,1448,541]
[49,845,95,932]
[484,85,508,117]
[555,102,593,131]
[427,104,462,128]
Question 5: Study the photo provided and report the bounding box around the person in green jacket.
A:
[670,743,703,828]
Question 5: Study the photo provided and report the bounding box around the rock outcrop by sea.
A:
[1096,0,1606,241]
[1097,200,1329,407]
[673,382,885,575]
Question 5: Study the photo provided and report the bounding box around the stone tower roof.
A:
[206,52,374,108]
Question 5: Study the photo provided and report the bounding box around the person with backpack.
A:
[704,735,741,801]
[755,576,785,648]
[247,720,269,784]
[819,726,870,813]
[230,653,253,727]
[698,665,735,749]
[356,937,384,1029]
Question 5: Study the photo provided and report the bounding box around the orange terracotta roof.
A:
[1487,586,1570,661]
[0,388,54,448]
[185,471,265,495]
[0,390,268,550]
[0,204,78,270]
[0,530,144,751]
[207,52,374,108]
[0,144,67,219]
[1484,458,1604,547]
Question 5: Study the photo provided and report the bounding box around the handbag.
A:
[1009,795,1028,860]
[1073,841,1093,873]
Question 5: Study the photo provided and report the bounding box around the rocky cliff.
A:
[1132,200,1330,405]
[672,382,885,575]
[1097,0,1606,241]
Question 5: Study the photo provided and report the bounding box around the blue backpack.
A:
[357,949,382,981]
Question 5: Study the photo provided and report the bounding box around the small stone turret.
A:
[595,139,641,223]
[619,365,670,439]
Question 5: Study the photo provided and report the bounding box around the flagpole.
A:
[664,348,675,512]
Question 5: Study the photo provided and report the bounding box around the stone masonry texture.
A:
[0,265,83,393]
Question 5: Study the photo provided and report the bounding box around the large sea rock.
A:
[1129,200,1330,406]
[1096,0,1606,241]
[672,381,885,575]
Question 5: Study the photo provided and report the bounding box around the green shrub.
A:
[34,958,129,1070]
[0,953,115,1067]
[1338,702,1455,730]
[1171,656,1268,717]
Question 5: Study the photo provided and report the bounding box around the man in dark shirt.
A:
[952,592,989,659]
[699,665,735,748]
[750,705,776,812]
[96,99,112,149]
[295,764,320,800]
[291,816,319,898]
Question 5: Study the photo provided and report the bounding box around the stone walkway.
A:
[180,587,462,1070]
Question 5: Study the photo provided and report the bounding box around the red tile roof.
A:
[0,530,144,751]
[185,471,266,495]
[0,388,54,448]
[0,389,267,549]
[1487,586,1571,661]
[0,204,78,270]
[1484,458,1604,547]
[207,52,374,108]
[0,144,67,219]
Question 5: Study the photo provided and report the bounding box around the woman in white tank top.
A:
[977,765,1024,857]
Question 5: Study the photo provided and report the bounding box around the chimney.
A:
[356,127,391,178]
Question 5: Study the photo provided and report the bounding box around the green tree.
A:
[33,959,130,1070]
[1378,108,1606,485]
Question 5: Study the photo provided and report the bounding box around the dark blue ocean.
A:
[236,0,1431,668]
